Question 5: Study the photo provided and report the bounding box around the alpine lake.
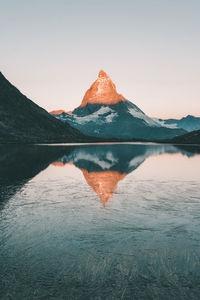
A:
[0,142,200,299]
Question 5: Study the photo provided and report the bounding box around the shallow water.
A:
[0,143,200,299]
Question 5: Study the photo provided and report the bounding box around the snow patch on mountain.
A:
[71,106,117,124]
[152,118,179,129]
[128,108,160,127]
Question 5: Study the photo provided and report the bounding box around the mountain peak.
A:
[98,69,109,78]
[79,70,126,107]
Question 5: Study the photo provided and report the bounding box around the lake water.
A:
[0,143,200,299]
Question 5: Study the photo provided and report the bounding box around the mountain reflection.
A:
[0,143,199,207]
[52,144,182,204]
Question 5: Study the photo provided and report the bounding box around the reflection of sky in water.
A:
[0,144,200,299]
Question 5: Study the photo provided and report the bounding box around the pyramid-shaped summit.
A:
[51,70,186,140]
[80,70,126,107]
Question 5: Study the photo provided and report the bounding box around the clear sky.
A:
[1,0,200,118]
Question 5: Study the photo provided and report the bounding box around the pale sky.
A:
[1,0,200,118]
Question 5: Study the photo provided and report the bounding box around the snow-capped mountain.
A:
[154,115,200,132]
[51,70,185,140]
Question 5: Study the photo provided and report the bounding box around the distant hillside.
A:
[170,130,200,144]
[0,72,86,143]
[155,115,200,132]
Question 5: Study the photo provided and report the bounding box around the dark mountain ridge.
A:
[0,72,87,143]
[170,130,200,145]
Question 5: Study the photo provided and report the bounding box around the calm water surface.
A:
[0,143,200,299]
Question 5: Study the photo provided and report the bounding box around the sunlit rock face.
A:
[80,70,126,107]
[51,70,185,140]
[50,110,73,115]
[51,144,180,204]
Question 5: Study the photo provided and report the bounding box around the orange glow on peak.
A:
[50,109,73,115]
[98,70,109,78]
[79,70,126,107]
